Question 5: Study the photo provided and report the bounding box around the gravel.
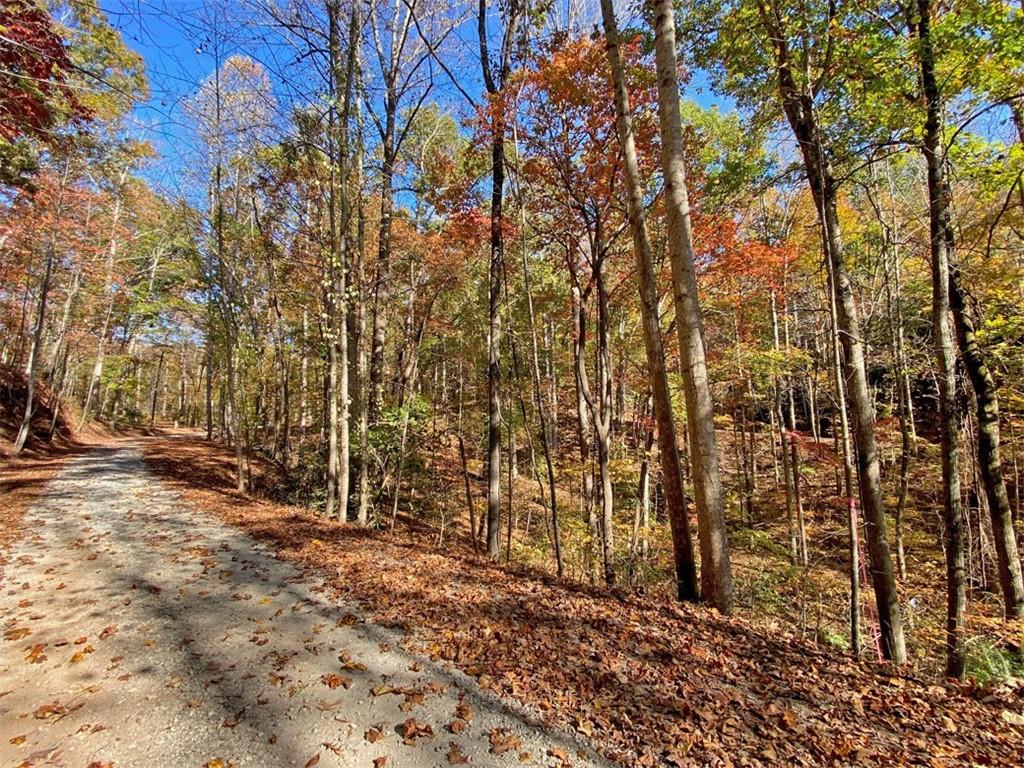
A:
[0,444,611,768]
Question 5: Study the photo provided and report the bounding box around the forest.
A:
[1,0,1024,764]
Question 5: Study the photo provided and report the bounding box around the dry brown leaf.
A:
[455,697,473,723]
[71,645,95,663]
[446,742,469,764]
[320,673,351,689]
[547,746,569,762]
[488,728,521,754]
[33,701,66,720]
[400,717,435,745]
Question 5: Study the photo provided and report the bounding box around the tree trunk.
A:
[367,99,395,427]
[949,265,1024,617]
[149,349,165,427]
[916,0,969,677]
[354,98,371,526]
[512,153,562,576]
[572,283,599,582]
[651,0,733,613]
[601,0,699,601]
[485,117,504,558]
[12,229,57,454]
[763,13,906,659]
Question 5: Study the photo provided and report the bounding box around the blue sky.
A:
[99,0,736,204]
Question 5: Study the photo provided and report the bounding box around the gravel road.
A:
[0,444,609,768]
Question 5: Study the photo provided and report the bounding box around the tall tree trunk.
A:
[949,268,1024,617]
[512,146,562,576]
[477,0,521,558]
[149,349,165,427]
[761,9,906,660]
[13,225,57,454]
[650,0,733,613]
[575,243,615,586]
[367,97,395,427]
[918,0,967,676]
[300,309,309,443]
[457,365,478,554]
[484,118,504,558]
[771,291,799,564]
[324,0,358,520]
[81,166,128,427]
[354,95,371,526]
[824,240,862,653]
[205,338,213,440]
[594,258,615,585]
[572,283,598,582]
[601,0,699,601]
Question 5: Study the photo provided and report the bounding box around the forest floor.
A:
[1,433,1023,767]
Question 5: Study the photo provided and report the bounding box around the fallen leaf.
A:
[400,717,435,745]
[338,650,367,671]
[9,735,26,745]
[303,755,319,767]
[400,690,425,712]
[321,673,351,690]
[447,742,469,764]
[33,701,66,720]
[71,645,95,663]
[489,728,521,754]
[547,746,569,762]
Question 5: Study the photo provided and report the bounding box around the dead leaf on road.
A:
[400,717,435,745]
[489,728,522,754]
[321,672,351,689]
[446,742,469,764]
[71,644,95,663]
